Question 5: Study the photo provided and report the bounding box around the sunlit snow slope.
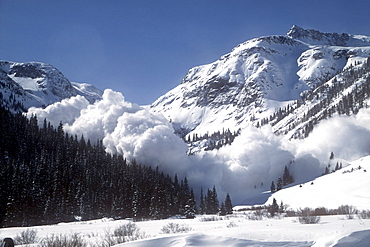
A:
[266,155,370,210]
[151,25,370,143]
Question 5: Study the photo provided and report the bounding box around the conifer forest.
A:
[0,106,200,227]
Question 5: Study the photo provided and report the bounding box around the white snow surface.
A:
[1,215,370,246]
[264,155,370,210]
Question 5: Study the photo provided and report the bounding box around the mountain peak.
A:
[287,25,350,46]
[0,60,103,111]
[286,25,308,38]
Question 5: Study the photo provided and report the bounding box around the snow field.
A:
[265,155,370,210]
[1,214,370,247]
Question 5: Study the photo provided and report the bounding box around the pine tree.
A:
[224,193,233,215]
[179,177,191,215]
[276,177,283,191]
[204,186,219,214]
[330,151,334,160]
[184,189,196,219]
[324,166,330,175]
[199,188,205,215]
[270,181,276,193]
[279,201,285,214]
[283,166,294,186]
[149,183,168,219]
[269,198,279,217]
[211,186,219,214]
[219,202,226,216]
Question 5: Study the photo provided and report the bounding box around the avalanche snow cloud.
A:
[27,90,370,204]
[27,89,191,175]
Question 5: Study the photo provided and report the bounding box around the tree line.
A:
[198,187,233,216]
[270,165,294,193]
[185,128,241,153]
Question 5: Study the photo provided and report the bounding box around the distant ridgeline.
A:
[0,106,197,227]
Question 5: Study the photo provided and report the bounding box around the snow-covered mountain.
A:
[150,25,370,151]
[0,61,102,111]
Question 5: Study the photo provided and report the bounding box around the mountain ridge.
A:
[150,25,370,152]
[0,60,102,112]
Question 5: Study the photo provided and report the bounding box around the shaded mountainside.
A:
[150,25,370,152]
[0,61,102,112]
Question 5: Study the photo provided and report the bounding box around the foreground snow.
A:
[1,214,370,246]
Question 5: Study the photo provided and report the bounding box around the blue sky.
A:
[1,0,370,105]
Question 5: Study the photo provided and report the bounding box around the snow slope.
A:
[265,155,370,210]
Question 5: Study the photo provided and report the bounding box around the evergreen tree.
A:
[184,189,196,219]
[199,188,205,215]
[330,151,334,160]
[204,186,219,214]
[276,177,283,191]
[270,181,276,193]
[282,166,294,186]
[219,202,226,216]
[179,177,191,215]
[149,183,168,219]
[211,186,219,214]
[279,201,285,214]
[224,193,233,215]
[324,166,330,175]
[269,198,279,217]
[204,189,212,214]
